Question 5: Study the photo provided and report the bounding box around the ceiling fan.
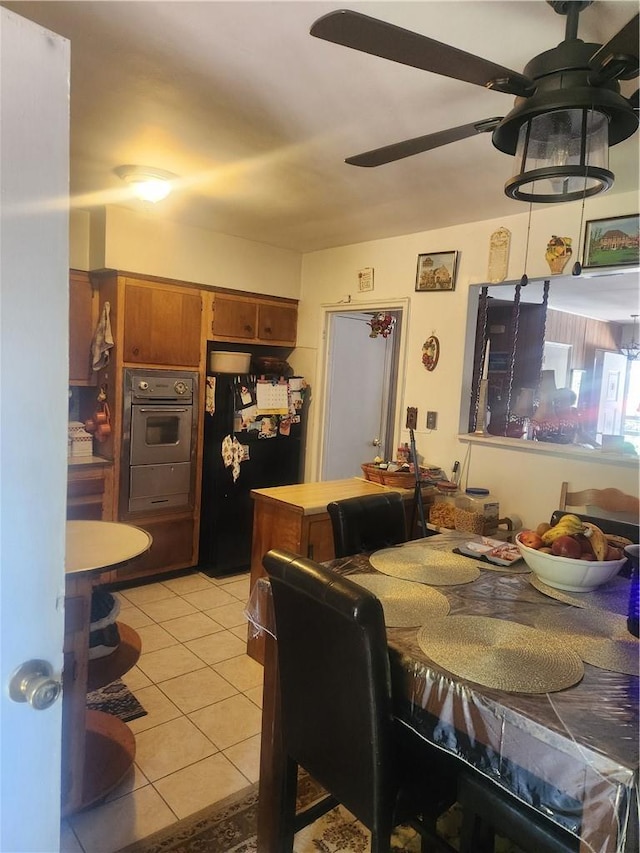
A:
[310,2,639,203]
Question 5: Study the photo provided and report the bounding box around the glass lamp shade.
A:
[505,109,613,203]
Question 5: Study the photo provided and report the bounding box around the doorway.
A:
[320,305,405,481]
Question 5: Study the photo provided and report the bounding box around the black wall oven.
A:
[121,369,198,516]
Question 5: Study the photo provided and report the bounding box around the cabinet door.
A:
[123,282,202,367]
[69,270,97,384]
[257,302,297,345]
[113,515,196,580]
[211,293,257,341]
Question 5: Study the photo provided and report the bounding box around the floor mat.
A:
[86,679,147,723]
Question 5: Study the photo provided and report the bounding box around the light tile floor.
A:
[61,569,262,853]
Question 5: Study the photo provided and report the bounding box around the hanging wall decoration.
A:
[582,214,640,269]
[415,252,458,291]
[545,236,573,274]
[367,312,395,338]
[422,335,440,371]
[487,227,511,283]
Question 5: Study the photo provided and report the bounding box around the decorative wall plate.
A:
[422,335,440,371]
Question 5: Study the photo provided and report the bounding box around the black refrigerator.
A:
[199,369,306,577]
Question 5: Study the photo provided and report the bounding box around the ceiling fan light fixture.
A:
[115,165,177,203]
[504,108,614,203]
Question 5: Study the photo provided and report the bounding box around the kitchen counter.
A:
[68,454,111,467]
[250,477,411,516]
[247,477,422,661]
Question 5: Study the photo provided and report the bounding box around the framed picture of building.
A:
[415,251,459,291]
[582,214,639,269]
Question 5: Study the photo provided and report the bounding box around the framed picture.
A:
[582,213,639,269]
[606,370,620,402]
[415,251,459,291]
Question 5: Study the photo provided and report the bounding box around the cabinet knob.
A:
[244,325,253,333]
[264,327,272,334]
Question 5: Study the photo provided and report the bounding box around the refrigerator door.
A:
[199,373,303,576]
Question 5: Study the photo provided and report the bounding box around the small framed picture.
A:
[415,251,459,291]
[582,213,639,269]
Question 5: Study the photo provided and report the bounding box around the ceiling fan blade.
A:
[589,13,639,81]
[345,118,502,167]
[310,10,533,97]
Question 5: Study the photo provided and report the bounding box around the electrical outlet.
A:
[426,411,437,430]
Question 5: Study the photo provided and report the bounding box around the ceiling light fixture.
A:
[620,314,640,361]
[497,2,637,204]
[115,165,177,203]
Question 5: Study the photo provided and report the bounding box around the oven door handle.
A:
[136,407,190,413]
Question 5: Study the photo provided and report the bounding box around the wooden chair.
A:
[263,548,457,853]
[559,482,639,521]
[327,492,408,558]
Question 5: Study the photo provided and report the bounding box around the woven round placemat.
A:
[350,574,450,627]
[416,616,584,693]
[530,608,639,676]
[370,545,481,586]
[529,574,630,617]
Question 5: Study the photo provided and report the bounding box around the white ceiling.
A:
[4,0,639,256]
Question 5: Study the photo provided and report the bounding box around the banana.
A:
[583,522,608,561]
[541,514,586,545]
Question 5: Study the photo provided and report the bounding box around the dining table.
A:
[247,530,639,853]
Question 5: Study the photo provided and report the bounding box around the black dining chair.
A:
[327,492,408,558]
[458,770,579,853]
[263,547,457,853]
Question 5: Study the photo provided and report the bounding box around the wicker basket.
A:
[361,463,419,488]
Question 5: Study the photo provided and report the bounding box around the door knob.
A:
[9,660,61,710]
[372,437,381,446]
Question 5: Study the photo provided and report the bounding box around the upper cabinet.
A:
[69,269,98,385]
[209,291,297,346]
[122,278,203,367]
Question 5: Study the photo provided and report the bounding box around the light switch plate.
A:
[426,411,437,430]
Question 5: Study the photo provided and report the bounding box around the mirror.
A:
[467,269,640,454]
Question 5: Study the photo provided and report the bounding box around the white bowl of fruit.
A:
[515,515,628,592]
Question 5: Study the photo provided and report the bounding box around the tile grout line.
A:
[63,570,257,853]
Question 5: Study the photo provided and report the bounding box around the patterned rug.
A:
[118,773,523,853]
[119,775,424,853]
[86,679,147,723]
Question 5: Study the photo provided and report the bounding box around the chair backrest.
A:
[559,482,639,525]
[327,492,408,558]
[263,548,397,833]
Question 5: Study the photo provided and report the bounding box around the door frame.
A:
[312,298,410,482]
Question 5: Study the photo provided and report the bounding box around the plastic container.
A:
[209,351,252,373]
[454,487,499,535]
[429,482,458,529]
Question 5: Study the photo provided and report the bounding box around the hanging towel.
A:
[221,434,244,483]
[91,301,114,371]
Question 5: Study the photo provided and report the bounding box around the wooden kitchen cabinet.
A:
[108,514,197,582]
[67,461,114,521]
[69,269,98,385]
[122,278,202,367]
[210,291,298,346]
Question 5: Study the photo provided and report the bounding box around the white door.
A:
[0,9,69,852]
[322,312,399,480]
[596,351,628,439]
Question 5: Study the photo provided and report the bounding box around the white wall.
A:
[80,204,302,298]
[299,189,640,529]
